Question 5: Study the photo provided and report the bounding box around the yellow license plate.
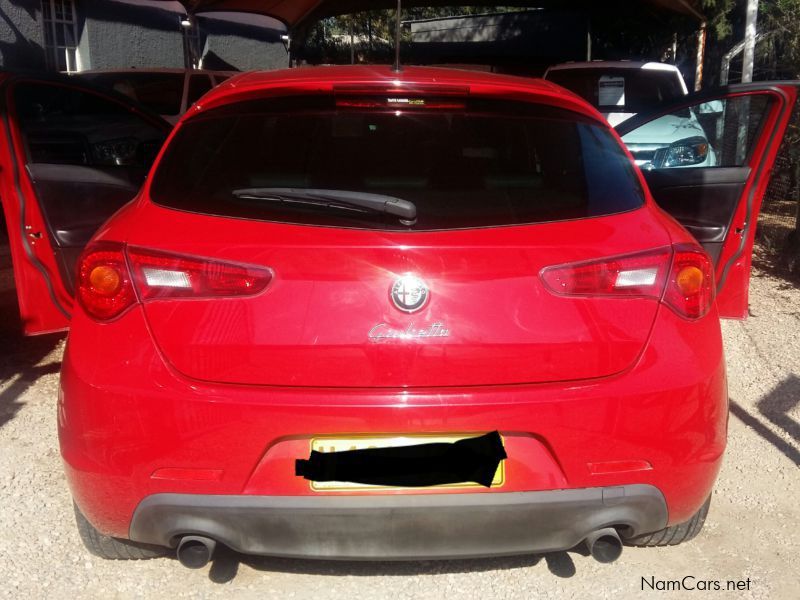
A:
[309,433,505,491]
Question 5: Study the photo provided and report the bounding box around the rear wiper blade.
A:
[232,187,417,225]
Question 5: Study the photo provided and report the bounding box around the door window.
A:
[77,72,185,117]
[15,82,166,168]
[621,95,772,170]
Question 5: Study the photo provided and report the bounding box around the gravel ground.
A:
[1,237,798,599]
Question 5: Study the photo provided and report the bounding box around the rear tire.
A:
[73,503,167,560]
[626,495,711,547]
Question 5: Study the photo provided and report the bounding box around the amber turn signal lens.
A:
[675,265,704,296]
[89,265,122,297]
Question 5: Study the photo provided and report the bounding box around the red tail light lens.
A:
[540,244,715,320]
[540,248,672,298]
[127,247,272,300]
[77,243,136,321]
[663,245,715,319]
[77,244,273,322]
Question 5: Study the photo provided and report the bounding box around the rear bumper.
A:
[60,303,727,539]
[130,485,667,559]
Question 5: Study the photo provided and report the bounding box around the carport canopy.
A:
[169,0,705,30]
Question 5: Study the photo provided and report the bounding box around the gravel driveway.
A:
[1,237,798,599]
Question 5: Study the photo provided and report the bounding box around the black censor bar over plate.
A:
[295,431,507,488]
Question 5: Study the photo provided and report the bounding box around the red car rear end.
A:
[58,66,728,565]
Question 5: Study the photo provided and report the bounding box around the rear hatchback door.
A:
[0,73,170,334]
[617,82,799,318]
[133,88,672,388]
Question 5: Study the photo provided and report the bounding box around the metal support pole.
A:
[694,21,707,91]
[742,0,760,83]
[349,19,355,65]
[393,0,402,72]
[721,50,733,86]
[281,34,291,67]
[181,17,190,70]
[586,16,592,61]
[672,32,678,64]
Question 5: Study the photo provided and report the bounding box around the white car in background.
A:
[544,61,716,169]
[73,68,237,125]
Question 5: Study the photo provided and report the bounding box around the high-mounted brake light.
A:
[77,244,273,322]
[127,247,272,301]
[333,84,470,96]
[333,84,469,110]
[335,96,466,110]
[540,244,715,320]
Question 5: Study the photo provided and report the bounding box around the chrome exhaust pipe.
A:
[584,528,623,563]
[176,535,217,569]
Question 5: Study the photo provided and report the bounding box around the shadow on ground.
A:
[752,243,800,290]
[729,374,800,468]
[0,235,65,429]
[202,545,590,584]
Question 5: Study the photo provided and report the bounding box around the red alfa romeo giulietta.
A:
[0,66,795,567]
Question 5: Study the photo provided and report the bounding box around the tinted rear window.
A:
[149,96,644,231]
[547,68,685,113]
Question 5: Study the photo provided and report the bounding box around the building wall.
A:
[0,0,46,71]
[199,16,288,72]
[0,0,287,73]
[404,10,589,77]
[80,1,187,70]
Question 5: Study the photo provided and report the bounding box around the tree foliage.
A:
[699,0,737,39]
[760,0,800,78]
[299,2,800,81]
[300,7,531,64]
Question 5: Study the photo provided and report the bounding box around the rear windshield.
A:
[546,68,685,114]
[149,96,644,231]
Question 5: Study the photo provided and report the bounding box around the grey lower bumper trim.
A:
[129,485,667,560]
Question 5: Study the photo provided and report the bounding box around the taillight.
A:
[77,244,273,322]
[540,244,715,320]
[662,245,715,319]
[540,247,672,298]
[127,247,272,300]
[77,242,136,321]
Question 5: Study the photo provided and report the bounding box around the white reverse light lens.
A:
[615,267,658,288]
[142,268,192,288]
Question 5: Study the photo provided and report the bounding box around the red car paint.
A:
[60,295,727,537]
[0,67,795,557]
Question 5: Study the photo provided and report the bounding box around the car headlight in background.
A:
[654,136,710,168]
[93,137,139,166]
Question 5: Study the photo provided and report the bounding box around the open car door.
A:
[617,82,798,319]
[0,73,170,335]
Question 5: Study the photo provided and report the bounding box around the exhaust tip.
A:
[176,535,217,569]
[584,527,623,563]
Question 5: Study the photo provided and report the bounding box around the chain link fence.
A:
[755,98,800,279]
